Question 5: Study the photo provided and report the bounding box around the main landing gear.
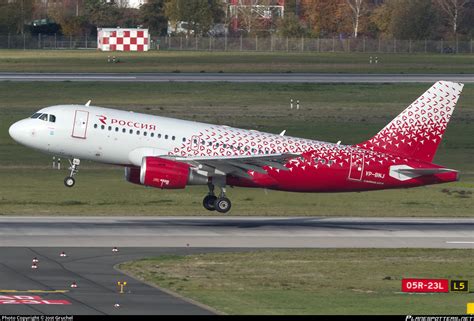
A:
[64,158,80,188]
[203,183,231,213]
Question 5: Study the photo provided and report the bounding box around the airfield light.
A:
[117,281,127,294]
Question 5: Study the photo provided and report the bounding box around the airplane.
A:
[8,81,463,213]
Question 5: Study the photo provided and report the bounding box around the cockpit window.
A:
[30,113,41,119]
[39,114,48,121]
[49,115,56,123]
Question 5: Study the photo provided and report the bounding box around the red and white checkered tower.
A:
[97,28,149,52]
[227,0,285,32]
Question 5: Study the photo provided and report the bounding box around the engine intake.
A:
[124,166,141,185]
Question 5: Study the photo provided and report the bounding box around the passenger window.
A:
[182,138,186,142]
[144,132,147,136]
[129,129,133,134]
[136,130,140,135]
[39,114,48,121]
[30,113,41,119]
[172,136,175,141]
[158,134,162,138]
[122,128,126,133]
[108,126,112,131]
[101,125,105,130]
[151,133,155,137]
[94,124,98,129]
[115,127,119,132]
[165,135,168,139]
[49,115,56,123]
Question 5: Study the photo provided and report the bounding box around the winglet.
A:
[85,100,91,107]
[279,130,286,136]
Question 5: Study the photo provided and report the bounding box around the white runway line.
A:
[445,241,474,244]
[0,76,137,79]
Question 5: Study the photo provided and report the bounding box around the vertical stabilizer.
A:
[357,81,463,162]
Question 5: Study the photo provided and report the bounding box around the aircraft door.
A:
[348,150,365,181]
[72,110,89,139]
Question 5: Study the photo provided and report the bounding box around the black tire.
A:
[203,195,217,211]
[64,177,75,188]
[214,197,231,213]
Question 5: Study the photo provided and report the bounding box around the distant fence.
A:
[0,34,473,54]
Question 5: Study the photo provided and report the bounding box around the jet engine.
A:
[138,157,208,189]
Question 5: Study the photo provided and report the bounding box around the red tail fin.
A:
[357,81,464,162]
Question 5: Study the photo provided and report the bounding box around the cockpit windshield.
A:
[31,113,56,123]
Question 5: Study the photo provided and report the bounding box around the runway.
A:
[0,216,473,249]
[1,217,473,315]
[0,247,226,315]
[0,72,473,83]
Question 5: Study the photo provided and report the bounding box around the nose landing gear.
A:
[64,158,80,188]
[202,183,231,213]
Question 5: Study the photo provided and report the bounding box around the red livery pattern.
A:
[161,81,462,193]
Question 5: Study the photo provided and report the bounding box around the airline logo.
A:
[96,115,157,130]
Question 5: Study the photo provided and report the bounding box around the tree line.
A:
[0,0,472,40]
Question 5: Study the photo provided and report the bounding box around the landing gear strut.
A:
[64,158,80,188]
[202,182,231,213]
[203,184,217,211]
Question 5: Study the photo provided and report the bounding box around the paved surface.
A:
[0,72,473,83]
[0,247,228,315]
[0,216,473,249]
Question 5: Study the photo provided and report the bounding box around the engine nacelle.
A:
[124,166,141,185]
[139,157,208,189]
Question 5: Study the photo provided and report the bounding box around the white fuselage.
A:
[8,104,328,167]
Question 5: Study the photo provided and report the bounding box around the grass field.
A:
[119,249,474,314]
[0,50,473,73]
[0,82,472,216]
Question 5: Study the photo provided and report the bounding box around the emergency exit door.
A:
[72,110,89,139]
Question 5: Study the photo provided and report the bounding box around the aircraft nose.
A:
[8,121,21,142]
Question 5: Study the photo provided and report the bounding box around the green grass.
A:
[0,50,473,73]
[119,249,474,315]
[0,82,472,216]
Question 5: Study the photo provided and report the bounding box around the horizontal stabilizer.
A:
[389,165,458,181]
[396,168,457,175]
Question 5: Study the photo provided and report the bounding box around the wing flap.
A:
[170,153,299,177]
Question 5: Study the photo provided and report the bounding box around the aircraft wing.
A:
[169,153,300,179]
